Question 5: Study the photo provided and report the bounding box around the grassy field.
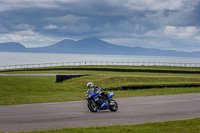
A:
[21,118,200,133]
[0,65,200,105]
[1,66,200,133]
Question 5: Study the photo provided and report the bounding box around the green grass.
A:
[1,65,200,73]
[1,66,200,133]
[0,73,200,105]
[2,70,200,79]
[1,65,200,105]
[20,118,200,133]
[61,65,200,71]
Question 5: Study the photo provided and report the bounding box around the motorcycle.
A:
[86,89,118,112]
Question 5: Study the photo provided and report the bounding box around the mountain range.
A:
[0,38,200,57]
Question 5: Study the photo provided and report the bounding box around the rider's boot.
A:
[108,99,111,106]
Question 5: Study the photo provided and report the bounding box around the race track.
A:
[0,93,200,132]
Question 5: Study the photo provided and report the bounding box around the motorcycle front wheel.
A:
[88,100,98,112]
[109,100,118,112]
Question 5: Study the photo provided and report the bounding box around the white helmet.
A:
[87,82,94,89]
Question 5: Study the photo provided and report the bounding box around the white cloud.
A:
[46,15,88,24]
[43,23,91,33]
[43,24,59,30]
[13,24,34,30]
[0,0,77,11]
[60,24,91,33]
[164,26,199,37]
[0,30,63,47]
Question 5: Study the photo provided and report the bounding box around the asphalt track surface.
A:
[0,93,200,132]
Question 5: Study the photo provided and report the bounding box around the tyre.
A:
[109,100,118,112]
[88,100,98,112]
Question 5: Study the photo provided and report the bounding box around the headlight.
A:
[86,93,91,99]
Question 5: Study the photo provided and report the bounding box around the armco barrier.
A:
[0,61,200,70]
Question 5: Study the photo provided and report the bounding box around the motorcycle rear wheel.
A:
[88,100,98,112]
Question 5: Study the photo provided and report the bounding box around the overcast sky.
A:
[0,0,200,51]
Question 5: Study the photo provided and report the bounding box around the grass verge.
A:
[1,65,200,73]
[19,118,200,133]
[0,74,200,105]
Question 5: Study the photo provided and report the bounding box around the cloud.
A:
[164,26,199,37]
[0,0,200,51]
[124,0,185,11]
[59,24,91,33]
[0,0,72,11]
[13,24,34,30]
[194,36,200,41]
[0,24,9,33]
[4,0,188,11]
[43,24,59,30]
[0,30,64,47]
[46,14,88,24]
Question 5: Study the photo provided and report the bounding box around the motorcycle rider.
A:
[87,82,111,105]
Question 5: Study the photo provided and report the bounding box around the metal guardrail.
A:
[0,61,200,70]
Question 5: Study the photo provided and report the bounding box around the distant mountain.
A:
[27,39,76,53]
[0,38,200,57]
[0,42,26,52]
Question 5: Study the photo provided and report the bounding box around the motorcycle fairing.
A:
[90,92,98,98]
[108,92,114,98]
[99,100,109,110]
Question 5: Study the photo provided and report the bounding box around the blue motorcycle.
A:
[86,90,118,112]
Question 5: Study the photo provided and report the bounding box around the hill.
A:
[0,42,26,52]
[0,38,200,57]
